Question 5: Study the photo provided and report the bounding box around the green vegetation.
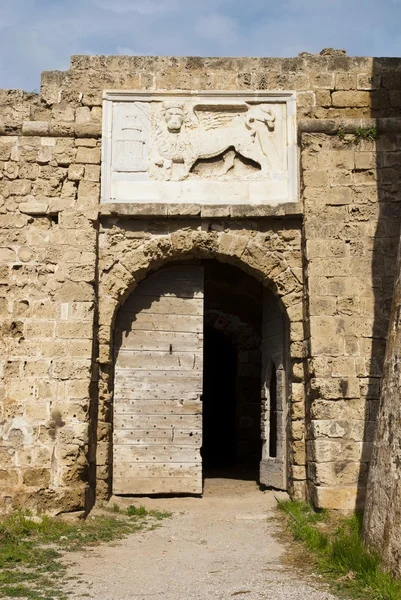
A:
[278,500,401,600]
[0,505,171,599]
[353,127,378,142]
[337,127,347,140]
[126,504,171,520]
[337,126,378,143]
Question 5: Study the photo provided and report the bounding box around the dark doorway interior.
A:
[202,326,238,470]
[201,260,263,481]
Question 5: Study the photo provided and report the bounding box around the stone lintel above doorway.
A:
[99,201,303,219]
[101,90,298,208]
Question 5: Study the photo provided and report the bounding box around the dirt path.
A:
[64,479,338,600]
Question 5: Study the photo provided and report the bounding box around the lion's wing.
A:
[193,108,245,131]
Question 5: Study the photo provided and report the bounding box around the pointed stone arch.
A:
[99,231,302,352]
[95,227,305,501]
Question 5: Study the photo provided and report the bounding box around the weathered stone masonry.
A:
[1,52,401,513]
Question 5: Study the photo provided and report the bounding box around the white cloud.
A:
[0,0,400,90]
[195,13,239,44]
[92,0,178,16]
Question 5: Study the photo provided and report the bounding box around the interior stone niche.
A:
[260,288,290,491]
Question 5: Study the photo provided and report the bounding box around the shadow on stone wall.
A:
[87,223,100,514]
[357,58,401,508]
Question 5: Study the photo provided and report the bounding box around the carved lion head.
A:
[162,100,185,133]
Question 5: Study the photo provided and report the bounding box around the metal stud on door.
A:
[113,266,204,495]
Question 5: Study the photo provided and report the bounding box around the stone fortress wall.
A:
[1,51,401,513]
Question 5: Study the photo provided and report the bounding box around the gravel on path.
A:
[64,479,339,600]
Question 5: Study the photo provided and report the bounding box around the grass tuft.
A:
[278,500,401,600]
[126,504,148,517]
[337,126,377,144]
[126,504,172,521]
[0,507,171,599]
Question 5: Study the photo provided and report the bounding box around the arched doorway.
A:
[112,260,289,495]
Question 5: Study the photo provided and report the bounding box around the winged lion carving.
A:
[150,101,277,181]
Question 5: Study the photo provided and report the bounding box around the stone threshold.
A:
[99,202,303,219]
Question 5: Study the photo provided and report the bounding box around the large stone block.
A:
[75,147,101,165]
[56,322,93,339]
[308,461,367,486]
[331,91,371,107]
[310,484,364,510]
[311,419,365,441]
[309,316,345,355]
[310,399,365,420]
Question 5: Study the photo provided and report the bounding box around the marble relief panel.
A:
[102,91,297,205]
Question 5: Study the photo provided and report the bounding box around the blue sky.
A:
[1,0,401,91]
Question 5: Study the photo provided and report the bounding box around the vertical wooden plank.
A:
[113,265,204,495]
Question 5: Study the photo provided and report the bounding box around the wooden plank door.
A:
[260,288,287,490]
[113,265,204,495]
